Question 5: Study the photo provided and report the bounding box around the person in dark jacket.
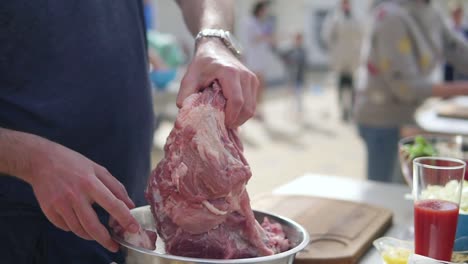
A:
[283,33,308,118]
[444,4,468,81]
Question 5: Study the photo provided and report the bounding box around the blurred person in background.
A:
[144,0,155,30]
[243,0,274,121]
[280,33,308,120]
[444,3,468,81]
[142,0,167,73]
[322,0,365,122]
[355,0,468,183]
[0,0,258,263]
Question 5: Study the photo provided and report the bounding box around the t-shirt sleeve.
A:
[374,12,432,103]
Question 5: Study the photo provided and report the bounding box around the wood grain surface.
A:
[251,194,393,264]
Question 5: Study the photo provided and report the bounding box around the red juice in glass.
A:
[414,199,459,261]
[465,159,468,180]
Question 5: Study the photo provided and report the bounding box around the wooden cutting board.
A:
[251,194,393,264]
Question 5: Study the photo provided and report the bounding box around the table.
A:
[416,97,468,135]
[273,173,413,264]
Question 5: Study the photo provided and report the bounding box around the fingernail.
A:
[112,245,119,252]
[128,223,139,233]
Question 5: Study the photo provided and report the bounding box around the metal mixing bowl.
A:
[113,206,310,264]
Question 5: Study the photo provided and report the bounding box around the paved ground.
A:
[151,71,366,196]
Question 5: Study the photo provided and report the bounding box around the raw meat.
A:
[109,218,157,250]
[145,83,289,259]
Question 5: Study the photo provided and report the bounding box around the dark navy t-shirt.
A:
[0,1,154,207]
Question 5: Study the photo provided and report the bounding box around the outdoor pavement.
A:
[151,71,366,196]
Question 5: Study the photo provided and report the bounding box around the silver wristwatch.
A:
[195,29,242,58]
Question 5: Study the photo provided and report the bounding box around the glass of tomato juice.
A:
[413,157,466,261]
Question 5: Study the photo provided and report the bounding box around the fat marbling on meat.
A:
[145,83,289,258]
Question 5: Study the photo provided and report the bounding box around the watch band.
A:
[195,29,242,58]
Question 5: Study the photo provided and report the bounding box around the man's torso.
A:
[0,0,154,207]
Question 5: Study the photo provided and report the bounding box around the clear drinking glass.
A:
[413,157,466,261]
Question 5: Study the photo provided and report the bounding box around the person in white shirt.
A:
[322,0,365,121]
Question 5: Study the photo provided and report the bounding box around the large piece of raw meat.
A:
[145,83,289,259]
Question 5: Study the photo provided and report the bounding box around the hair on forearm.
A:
[175,0,234,36]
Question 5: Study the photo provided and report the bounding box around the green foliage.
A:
[405,136,437,160]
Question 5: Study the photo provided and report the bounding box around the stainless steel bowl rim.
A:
[113,206,310,263]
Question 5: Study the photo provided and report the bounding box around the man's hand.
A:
[28,140,139,252]
[174,0,256,127]
[177,39,259,128]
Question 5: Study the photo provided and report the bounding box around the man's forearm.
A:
[176,0,234,35]
[0,128,45,183]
